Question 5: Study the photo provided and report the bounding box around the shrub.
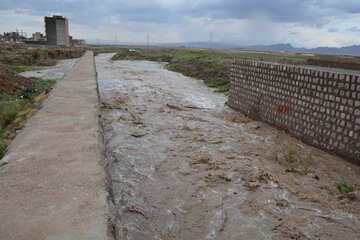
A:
[336,178,355,193]
[274,144,312,173]
[19,88,36,99]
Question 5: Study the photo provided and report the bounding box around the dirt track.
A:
[97,54,360,240]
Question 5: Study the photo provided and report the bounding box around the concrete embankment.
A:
[0,51,111,240]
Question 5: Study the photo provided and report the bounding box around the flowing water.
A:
[96,53,360,240]
[20,58,79,81]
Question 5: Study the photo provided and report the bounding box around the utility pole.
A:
[147,33,150,47]
[210,32,213,49]
[115,36,118,45]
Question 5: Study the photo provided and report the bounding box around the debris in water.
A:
[166,103,183,110]
[130,132,147,138]
[124,206,149,219]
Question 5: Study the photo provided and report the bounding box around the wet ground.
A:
[96,53,360,240]
[20,58,79,81]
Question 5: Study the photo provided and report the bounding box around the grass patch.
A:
[274,144,312,173]
[0,63,40,73]
[336,178,355,193]
[17,78,56,99]
[0,99,30,127]
[285,151,300,172]
[32,78,56,93]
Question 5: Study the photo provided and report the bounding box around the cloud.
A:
[349,26,360,32]
[0,0,359,48]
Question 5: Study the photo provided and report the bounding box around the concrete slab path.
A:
[0,51,110,240]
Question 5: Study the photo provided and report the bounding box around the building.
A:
[44,15,70,46]
[32,32,46,41]
[72,39,86,46]
[2,32,20,43]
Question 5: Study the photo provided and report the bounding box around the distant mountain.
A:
[86,39,360,56]
[245,43,300,52]
[242,43,360,56]
[158,41,236,49]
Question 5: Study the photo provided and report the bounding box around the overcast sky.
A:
[0,0,359,48]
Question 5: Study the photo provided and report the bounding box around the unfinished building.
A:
[45,15,70,46]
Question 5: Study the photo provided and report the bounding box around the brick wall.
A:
[228,60,360,164]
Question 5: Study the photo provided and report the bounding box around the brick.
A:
[228,60,359,163]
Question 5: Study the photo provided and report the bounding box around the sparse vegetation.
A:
[0,77,56,159]
[285,151,299,172]
[274,144,312,173]
[336,178,355,193]
[0,46,85,72]
[0,63,40,73]
[1,99,30,126]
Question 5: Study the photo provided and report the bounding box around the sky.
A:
[0,0,359,48]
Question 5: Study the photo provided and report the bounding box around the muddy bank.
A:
[96,53,360,240]
[0,66,34,95]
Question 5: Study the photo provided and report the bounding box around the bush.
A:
[33,79,56,93]
[19,88,36,99]
[274,144,312,173]
[336,178,355,193]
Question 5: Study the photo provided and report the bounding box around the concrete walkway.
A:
[0,51,110,240]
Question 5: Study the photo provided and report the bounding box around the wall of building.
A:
[55,19,67,46]
[45,17,56,45]
[228,60,360,164]
[45,16,69,46]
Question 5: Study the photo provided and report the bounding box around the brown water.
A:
[96,53,360,240]
[20,58,79,81]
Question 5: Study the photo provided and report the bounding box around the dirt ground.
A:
[96,53,360,240]
[0,66,34,95]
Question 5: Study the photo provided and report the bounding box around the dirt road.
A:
[97,54,360,239]
[0,52,110,240]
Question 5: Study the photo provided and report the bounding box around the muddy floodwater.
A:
[20,58,79,81]
[96,53,360,240]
